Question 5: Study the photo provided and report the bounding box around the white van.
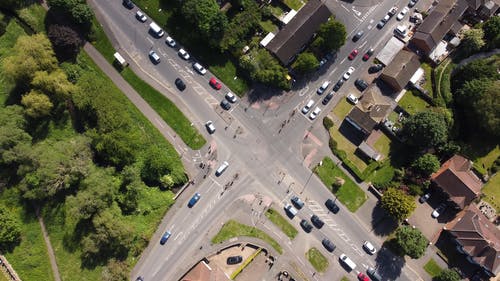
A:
[215,161,229,176]
[284,204,298,218]
[317,81,331,95]
[339,254,357,271]
[149,22,164,37]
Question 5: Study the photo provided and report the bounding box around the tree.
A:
[434,269,461,281]
[394,226,428,259]
[47,0,93,26]
[312,19,347,53]
[182,0,228,43]
[381,188,416,221]
[473,81,500,137]
[461,29,485,55]
[402,110,449,149]
[117,165,142,214]
[21,90,54,118]
[32,69,76,101]
[482,16,500,48]
[240,49,290,90]
[101,259,129,281]
[411,154,440,177]
[219,0,261,52]
[48,24,83,58]
[141,146,175,185]
[292,52,319,74]
[0,206,22,250]
[451,58,499,92]
[0,105,32,166]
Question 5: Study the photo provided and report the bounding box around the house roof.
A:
[380,50,421,91]
[431,155,483,208]
[358,88,393,122]
[266,0,331,65]
[346,106,378,135]
[448,205,500,275]
[181,260,230,281]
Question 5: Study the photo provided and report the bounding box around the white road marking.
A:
[146,37,155,46]
[340,57,347,64]
[329,67,338,76]
[298,86,309,97]
[155,118,165,128]
[174,232,183,240]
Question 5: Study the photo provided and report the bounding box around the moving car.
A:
[149,50,160,64]
[192,62,207,75]
[322,92,334,105]
[325,199,340,213]
[348,49,359,60]
[367,267,382,281]
[165,36,176,47]
[123,0,134,9]
[225,92,237,103]
[339,254,357,271]
[291,196,305,209]
[352,30,364,42]
[347,94,359,104]
[300,219,313,233]
[227,256,243,265]
[357,273,370,281]
[311,215,324,229]
[343,66,355,80]
[284,203,298,218]
[432,203,447,218]
[178,48,190,60]
[175,78,186,91]
[419,193,430,203]
[209,77,222,90]
[160,230,171,245]
[317,81,331,95]
[205,121,216,134]
[302,99,314,114]
[188,193,201,208]
[309,107,321,120]
[355,79,369,91]
[215,161,229,176]
[363,49,374,61]
[363,241,377,255]
[332,79,344,92]
[135,11,147,22]
[397,7,410,20]
[369,64,384,73]
[322,238,336,252]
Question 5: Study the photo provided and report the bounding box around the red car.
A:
[363,48,374,61]
[348,49,359,60]
[358,273,370,281]
[209,77,222,90]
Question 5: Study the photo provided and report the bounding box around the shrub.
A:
[323,116,334,130]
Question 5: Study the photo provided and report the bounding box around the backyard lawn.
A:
[265,208,298,239]
[373,132,391,158]
[421,63,434,96]
[482,174,500,212]
[259,20,277,33]
[315,157,367,212]
[306,248,329,272]
[333,99,353,120]
[423,258,442,277]
[330,128,367,171]
[398,90,431,115]
[284,0,305,10]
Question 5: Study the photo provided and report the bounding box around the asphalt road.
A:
[89,1,424,280]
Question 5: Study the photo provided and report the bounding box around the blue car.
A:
[160,231,171,245]
[188,193,201,208]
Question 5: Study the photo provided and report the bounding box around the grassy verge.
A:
[89,17,115,64]
[259,20,277,33]
[230,248,262,279]
[315,157,367,212]
[433,58,455,106]
[211,220,283,254]
[306,248,329,273]
[265,208,298,239]
[398,90,431,115]
[423,258,442,277]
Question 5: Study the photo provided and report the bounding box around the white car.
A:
[225,92,237,103]
[309,107,321,120]
[192,62,207,75]
[215,161,229,176]
[343,66,355,80]
[397,7,410,20]
[165,36,176,47]
[178,48,190,60]
[347,94,359,104]
[135,11,147,22]
[363,241,377,255]
[302,100,314,114]
[205,121,216,134]
[317,81,331,95]
[148,50,160,64]
[432,203,447,218]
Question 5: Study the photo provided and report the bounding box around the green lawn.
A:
[259,20,277,33]
[306,248,329,272]
[0,272,10,281]
[265,208,298,239]
[208,58,249,96]
[366,161,395,185]
[211,220,283,254]
[330,128,368,171]
[423,258,443,277]
[315,157,368,212]
[121,68,206,149]
[483,174,500,212]
[333,99,353,120]
[474,145,500,174]
[284,0,305,10]
[373,133,391,158]
[398,90,431,115]
[89,17,116,65]
[421,63,434,96]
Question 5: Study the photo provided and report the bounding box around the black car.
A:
[135,277,144,281]
[220,100,231,110]
[332,79,344,92]
[367,267,382,281]
[354,79,368,91]
[368,64,384,73]
[352,30,364,42]
[322,238,336,252]
[377,20,386,29]
[227,255,243,265]
[322,92,334,105]
[311,215,324,229]
[122,0,134,9]
[291,196,305,209]
[325,199,340,214]
[300,219,313,233]
[175,78,186,91]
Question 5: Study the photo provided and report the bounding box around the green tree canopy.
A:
[47,24,83,58]
[219,0,260,52]
[141,146,185,186]
[461,29,485,55]
[182,0,228,44]
[32,69,76,102]
[292,52,319,74]
[394,226,428,259]
[402,110,449,149]
[451,58,500,92]
[240,48,290,90]
[101,259,129,281]
[47,0,93,25]
[0,205,22,250]
[0,105,32,166]
[482,16,500,48]
[381,188,416,221]
[434,269,461,281]
[411,153,441,177]
[21,90,53,118]
[312,19,347,53]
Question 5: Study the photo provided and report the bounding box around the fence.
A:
[0,255,21,281]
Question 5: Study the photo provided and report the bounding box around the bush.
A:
[323,116,334,130]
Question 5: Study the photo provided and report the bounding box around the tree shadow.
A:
[374,245,406,281]
[246,83,285,104]
[370,201,399,236]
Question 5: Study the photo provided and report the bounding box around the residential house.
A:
[446,204,500,277]
[265,0,331,65]
[431,155,483,209]
[379,49,422,92]
[181,260,229,281]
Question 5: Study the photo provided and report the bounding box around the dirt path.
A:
[36,209,61,281]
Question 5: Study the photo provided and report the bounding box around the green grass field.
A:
[373,133,392,158]
[421,63,434,96]
[211,220,283,254]
[306,248,329,272]
[423,258,442,277]
[330,128,368,171]
[366,161,395,185]
[333,99,353,120]
[284,0,305,10]
[398,90,431,115]
[265,208,298,239]
[315,157,367,212]
[483,174,500,212]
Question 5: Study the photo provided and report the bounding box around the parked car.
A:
[339,254,357,271]
[325,199,340,213]
[419,193,430,203]
[357,273,370,281]
[309,107,321,120]
[149,50,160,64]
[322,238,336,252]
[369,64,384,73]
[343,66,355,80]
[409,0,418,7]
[291,196,305,209]
[332,79,344,92]
[284,203,298,218]
[363,241,377,255]
[353,30,364,42]
[209,77,222,90]
[348,49,359,60]
[135,11,147,22]
[225,92,237,103]
[165,36,176,47]
[322,92,334,105]
[178,48,190,60]
[123,0,134,9]
[160,231,171,245]
[367,267,382,281]
[215,161,229,176]
[192,62,207,75]
[394,25,409,38]
[300,219,313,233]
[175,78,186,91]
[347,94,359,104]
[188,193,201,208]
[311,215,325,229]
[388,6,398,16]
[302,99,314,114]
[227,256,243,265]
[355,79,368,91]
[377,20,387,29]
[205,121,216,134]
[317,81,331,95]
[363,49,374,61]
[397,7,410,20]
[432,203,447,218]
[135,277,144,281]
